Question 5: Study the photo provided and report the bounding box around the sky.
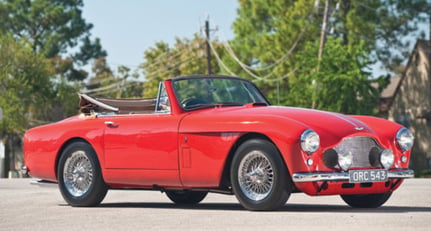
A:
[82,0,239,71]
[82,1,429,79]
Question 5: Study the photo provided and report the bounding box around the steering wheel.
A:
[181,98,208,108]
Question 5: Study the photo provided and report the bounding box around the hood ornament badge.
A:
[355,126,364,131]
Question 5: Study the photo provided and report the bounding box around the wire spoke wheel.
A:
[63,151,93,197]
[238,151,274,201]
[231,139,292,211]
[58,141,108,207]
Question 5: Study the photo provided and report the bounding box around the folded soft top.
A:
[78,93,156,115]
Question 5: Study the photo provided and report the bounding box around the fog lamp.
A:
[338,151,353,171]
[380,149,394,169]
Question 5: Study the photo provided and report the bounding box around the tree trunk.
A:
[342,0,351,45]
[3,136,10,178]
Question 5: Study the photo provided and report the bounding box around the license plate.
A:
[349,169,388,183]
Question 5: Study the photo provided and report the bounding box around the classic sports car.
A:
[23,75,415,211]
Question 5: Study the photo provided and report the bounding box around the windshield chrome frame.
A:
[171,75,270,111]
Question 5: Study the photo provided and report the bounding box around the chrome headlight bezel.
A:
[396,128,414,152]
[300,129,320,154]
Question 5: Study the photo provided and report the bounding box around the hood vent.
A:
[245,102,268,108]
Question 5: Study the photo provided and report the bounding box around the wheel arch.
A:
[219,132,290,189]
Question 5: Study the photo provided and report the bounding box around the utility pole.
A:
[317,0,331,69]
[312,0,330,109]
[205,19,212,75]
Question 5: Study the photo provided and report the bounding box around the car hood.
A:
[198,105,374,139]
[267,106,372,135]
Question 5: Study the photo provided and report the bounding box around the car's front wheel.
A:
[165,190,208,204]
[230,139,292,211]
[341,192,392,208]
[58,141,108,207]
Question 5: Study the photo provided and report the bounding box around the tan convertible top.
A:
[78,93,156,115]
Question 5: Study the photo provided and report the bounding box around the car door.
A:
[102,113,180,170]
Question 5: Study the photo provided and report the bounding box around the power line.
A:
[207,39,238,76]
[140,43,198,71]
[209,4,317,82]
[217,28,306,73]
[144,55,199,78]
[82,78,125,94]
[90,81,143,96]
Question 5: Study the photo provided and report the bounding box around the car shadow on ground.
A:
[93,202,431,213]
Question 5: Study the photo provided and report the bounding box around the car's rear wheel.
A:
[341,192,392,208]
[165,190,208,204]
[230,139,292,211]
[58,141,108,207]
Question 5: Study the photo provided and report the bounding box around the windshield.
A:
[172,76,269,110]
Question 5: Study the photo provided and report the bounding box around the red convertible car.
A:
[23,75,414,211]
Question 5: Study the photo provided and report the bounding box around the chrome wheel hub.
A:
[63,151,93,197]
[238,151,274,201]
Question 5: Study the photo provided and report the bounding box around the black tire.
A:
[57,141,108,207]
[230,139,292,211]
[341,192,392,208]
[165,190,208,205]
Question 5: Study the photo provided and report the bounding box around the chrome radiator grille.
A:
[332,136,382,168]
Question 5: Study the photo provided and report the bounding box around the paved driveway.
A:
[0,178,430,230]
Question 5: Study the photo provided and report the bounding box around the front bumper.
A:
[292,169,414,182]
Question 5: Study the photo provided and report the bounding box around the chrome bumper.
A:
[292,169,414,183]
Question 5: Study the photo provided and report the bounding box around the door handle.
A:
[104,121,118,128]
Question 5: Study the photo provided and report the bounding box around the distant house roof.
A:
[389,39,431,109]
[381,76,401,98]
[372,76,401,114]
[376,77,400,114]
[377,40,431,114]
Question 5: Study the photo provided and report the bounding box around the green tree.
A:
[141,34,223,98]
[331,0,431,71]
[0,36,51,133]
[227,0,319,104]
[0,0,107,81]
[0,36,53,175]
[229,0,430,108]
[84,59,143,99]
[0,0,107,176]
[290,38,387,115]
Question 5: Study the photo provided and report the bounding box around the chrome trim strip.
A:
[30,180,58,188]
[323,111,366,131]
[292,169,414,182]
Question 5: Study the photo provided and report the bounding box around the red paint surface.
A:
[24,78,412,196]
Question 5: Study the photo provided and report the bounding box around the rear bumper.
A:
[292,169,414,182]
[21,166,28,175]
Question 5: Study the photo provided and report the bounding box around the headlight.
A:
[338,151,353,171]
[300,129,320,154]
[396,128,414,152]
[380,149,394,169]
